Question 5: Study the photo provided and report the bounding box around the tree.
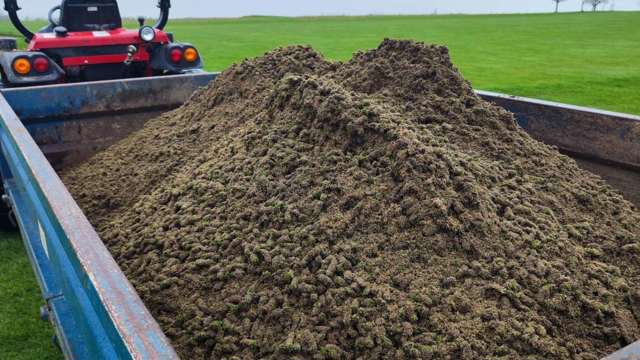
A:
[584,0,609,11]
[552,0,567,13]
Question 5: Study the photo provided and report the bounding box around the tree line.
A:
[552,0,612,13]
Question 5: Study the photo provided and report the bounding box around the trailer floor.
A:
[0,233,62,360]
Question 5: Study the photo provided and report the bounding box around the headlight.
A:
[139,26,156,42]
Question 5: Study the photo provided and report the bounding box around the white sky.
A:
[12,0,640,19]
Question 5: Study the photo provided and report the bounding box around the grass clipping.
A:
[64,40,640,359]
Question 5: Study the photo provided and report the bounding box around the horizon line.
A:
[9,9,640,21]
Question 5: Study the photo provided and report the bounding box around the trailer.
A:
[0,73,215,359]
[0,73,638,359]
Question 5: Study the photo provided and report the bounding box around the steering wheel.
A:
[48,5,62,27]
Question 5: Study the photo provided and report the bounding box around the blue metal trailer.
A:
[0,73,638,359]
[0,73,215,359]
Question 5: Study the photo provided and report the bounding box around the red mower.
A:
[1,0,203,87]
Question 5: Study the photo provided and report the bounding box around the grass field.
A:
[0,233,61,360]
[0,11,638,359]
[1,12,639,114]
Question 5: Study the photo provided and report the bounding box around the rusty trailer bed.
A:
[0,74,637,359]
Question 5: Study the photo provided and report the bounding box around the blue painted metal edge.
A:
[0,72,218,121]
[0,179,87,360]
[0,92,179,359]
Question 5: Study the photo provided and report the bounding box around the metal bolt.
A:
[40,305,50,321]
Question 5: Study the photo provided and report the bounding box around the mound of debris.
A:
[64,39,640,359]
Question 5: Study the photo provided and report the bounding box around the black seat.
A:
[59,0,122,32]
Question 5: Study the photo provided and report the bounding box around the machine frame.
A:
[1,0,203,87]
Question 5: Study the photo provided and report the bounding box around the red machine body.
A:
[1,0,203,86]
[29,29,170,70]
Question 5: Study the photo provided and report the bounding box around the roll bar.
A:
[2,0,172,42]
[3,0,34,41]
[154,0,171,30]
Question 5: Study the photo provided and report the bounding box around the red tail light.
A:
[170,48,183,64]
[33,57,50,73]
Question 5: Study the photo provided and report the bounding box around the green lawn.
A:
[0,12,638,359]
[2,12,639,114]
[0,233,61,360]
[172,12,640,115]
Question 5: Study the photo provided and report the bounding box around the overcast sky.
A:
[14,0,640,19]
